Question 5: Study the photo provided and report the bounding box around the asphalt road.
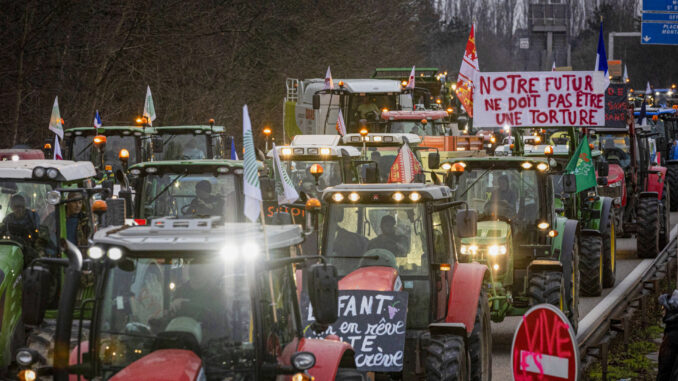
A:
[489,211,678,380]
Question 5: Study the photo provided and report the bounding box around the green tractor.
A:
[518,126,617,296]
[151,124,229,161]
[441,157,580,330]
[0,160,121,376]
[127,160,248,224]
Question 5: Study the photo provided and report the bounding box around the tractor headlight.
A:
[291,352,316,371]
[88,246,104,259]
[16,349,37,367]
[488,245,507,256]
[460,245,478,255]
[46,190,61,205]
[107,247,123,261]
[32,166,46,178]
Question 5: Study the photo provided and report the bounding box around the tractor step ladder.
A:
[286,78,299,102]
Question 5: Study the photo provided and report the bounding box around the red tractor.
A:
[594,107,671,257]
[314,183,490,380]
[16,220,362,381]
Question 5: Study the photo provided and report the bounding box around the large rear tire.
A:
[659,183,670,249]
[579,234,603,297]
[528,271,561,307]
[602,213,617,288]
[468,289,491,381]
[667,165,678,211]
[424,334,468,381]
[637,196,660,258]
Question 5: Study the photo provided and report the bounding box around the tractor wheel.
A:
[468,289,491,381]
[424,333,468,381]
[528,271,561,307]
[602,213,617,288]
[637,196,660,258]
[579,234,603,297]
[667,165,678,211]
[659,184,670,249]
[565,241,580,333]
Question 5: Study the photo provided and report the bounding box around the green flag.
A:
[565,135,597,192]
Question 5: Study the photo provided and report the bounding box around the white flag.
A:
[242,105,262,222]
[552,61,556,71]
[406,66,416,89]
[324,66,334,90]
[143,86,157,126]
[335,109,347,136]
[48,97,64,139]
[272,143,299,205]
[623,65,629,83]
[646,81,652,97]
[54,135,63,160]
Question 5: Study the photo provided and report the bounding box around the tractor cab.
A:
[150,124,228,161]
[441,157,580,325]
[316,183,491,379]
[129,160,246,224]
[17,220,358,381]
[63,126,155,173]
[340,133,427,181]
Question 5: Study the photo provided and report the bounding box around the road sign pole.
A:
[608,32,641,60]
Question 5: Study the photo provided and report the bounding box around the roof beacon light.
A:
[119,149,130,160]
[544,145,554,156]
[93,135,107,147]
[359,127,369,137]
[310,164,324,175]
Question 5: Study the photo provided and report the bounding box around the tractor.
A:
[0,160,122,376]
[150,123,229,161]
[440,157,580,332]
[314,183,490,380]
[593,107,670,258]
[127,160,248,225]
[15,218,363,381]
[517,126,616,296]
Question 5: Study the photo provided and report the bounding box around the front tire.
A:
[667,165,678,211]
[468,289,491,381]
[579,234,603,297]
[637,196,660,258]
[424,334,468,381]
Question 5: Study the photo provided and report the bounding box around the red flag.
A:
[455,24,478,118]
[388,143,422,183]
[54,135,63,160]
[406,66,416,89]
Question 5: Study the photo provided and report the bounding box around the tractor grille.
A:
[598,184,622,200]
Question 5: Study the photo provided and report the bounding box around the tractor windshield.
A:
[0,181,58,258]
[155,133,209,160]
[97,250,299,379]
[346,94,399,131]
[455,168,543,227]
[324,203,429,277]
[72,135,139,171]
[388,120,446,136]
[598,133,631,169]
[138,172,240,220]
[285,160,342,198]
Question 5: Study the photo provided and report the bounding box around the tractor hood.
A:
[461,220,510,246]
[606,163,624,184]
[109,349,202,381]
[339,266,400,291]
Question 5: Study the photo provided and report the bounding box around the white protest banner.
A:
[472,71,607,128]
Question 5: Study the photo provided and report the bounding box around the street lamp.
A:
[263,126,272,151]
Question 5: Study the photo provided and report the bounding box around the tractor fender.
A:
[639,191,660,200]
[429,322,468,344]
[445,262,487,335]
[298,337,356,380]
[580,228,601,237]
[558,219,579,275]
[599,197,613,235]
[667,160,678,166]
[648,165,667,198]
[69,341,89,381]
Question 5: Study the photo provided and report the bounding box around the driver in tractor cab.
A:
[182,139,206,160]
[485,175,517,217]
[366,215,409,257]
[1,194,40,251]
[65,192,91,247]
[187,180,224,216]
[357,97,380,121]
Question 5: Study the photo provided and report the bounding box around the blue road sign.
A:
[643,12,678,22]
[643,0,678,12]
[642,22,678,44]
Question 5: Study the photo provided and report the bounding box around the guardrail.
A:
[576,225,678,373]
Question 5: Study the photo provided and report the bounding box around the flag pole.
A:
[258,202,278,322]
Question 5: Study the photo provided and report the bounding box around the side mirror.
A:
[562,173,577,193]
[428,152,440,170]
[22,266,53,325]
[596,161,609,177]
[364,164,379,183]
[151,136,164,153]
[115,169,130,190]
[306,264,339,326]
[456,209,478,238]
[312,94,320,110]
[260,176,276,202]
[103,199,126,227]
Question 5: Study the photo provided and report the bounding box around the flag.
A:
[143,86,157,126]
[271,143,299,205]
[639,98,647,126]
[53,135,63,160]
[406,66,416,89]
[335,109,347,136]
[565,135,597,193]
[552,61,556,71]
[242,105,262,222]
[324,66,334,90]
[387,142,422,183]
[230,137,239,160]
[48,97,64,139]
[595,22,610,89]
[623,64,629,83]
[455,24,479,118]
[93,110,102,129]
[645,81,652,98]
